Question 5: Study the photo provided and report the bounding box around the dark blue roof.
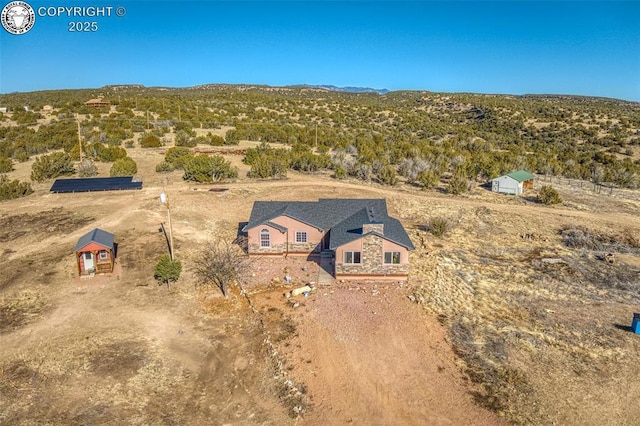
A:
[51,177,142,193]
[74,228,115,252]
[244,198,414,250]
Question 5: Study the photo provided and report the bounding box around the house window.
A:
[99,250,108,261]
[260,229,270,248]
[84,252,92,260]
[343,251,361,264]
[295,231,307,243]
[384,251,401,264]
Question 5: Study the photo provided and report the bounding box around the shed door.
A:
[83,252,94,271]
[492,180,499,192]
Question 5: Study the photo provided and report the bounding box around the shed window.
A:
[295,231,307,243]
[343,251,361,264]
[84,252,92,260]
[260,229,270,248]
[99,250,108,260]
[384,251,401,264]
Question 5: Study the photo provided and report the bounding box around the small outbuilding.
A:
[74,228,116,275]
[85,98,111,108]
[492,170,535,195]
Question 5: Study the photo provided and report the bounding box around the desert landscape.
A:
[1,87,640,424]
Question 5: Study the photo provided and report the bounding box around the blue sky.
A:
[1,1,639,101]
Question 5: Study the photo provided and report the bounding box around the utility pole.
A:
[160,188,175,260]
[76,114,83,162]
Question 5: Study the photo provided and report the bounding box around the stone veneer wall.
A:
[248,241,321,255]
[287,241,321,253]
[335,234,409,276]
[249,242,286,254]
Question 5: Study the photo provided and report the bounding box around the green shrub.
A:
[334,165,347,180]
[448,174,469,195]
[209,134,226,146]
[538,185,562,205]
[0,175,33,201]
[31,152,75,182]
[225,129,238,145]
[417,170,440,189]
[110,157,137,176]
[247,154,288,179]
[140,133,162,148]
[0,156,13,173]
[155,161,175,173]
[377,165,398,186]
[164,146,192,166]
[183,155,238,182]
[427,217,450,238]
[153,254,182,288]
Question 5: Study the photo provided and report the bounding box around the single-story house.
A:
[491,170,535,195]
[85,98,111,108]
[242,199,415,280]
[74,228,116,275]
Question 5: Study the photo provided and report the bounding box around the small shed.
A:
[492,170,535,195]
[74,228,116,275]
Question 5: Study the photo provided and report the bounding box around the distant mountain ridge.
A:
[289,84,389,95]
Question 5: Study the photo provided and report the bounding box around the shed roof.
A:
[506,170,535,182]
[74,228,115,252]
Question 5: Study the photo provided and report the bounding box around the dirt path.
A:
[254,286,504,425]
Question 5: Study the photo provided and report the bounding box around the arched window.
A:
[260,228,270,248]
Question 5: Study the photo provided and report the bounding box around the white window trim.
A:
[98,250,108,260]
[343,251,362,264]
[295,231,307,243]
[260,228,270,248]
[384,251,401,264]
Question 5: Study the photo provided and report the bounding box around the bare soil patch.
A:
[1,159,639,424]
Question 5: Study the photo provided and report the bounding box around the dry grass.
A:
[0,290,48,332]
[408,198,640,424]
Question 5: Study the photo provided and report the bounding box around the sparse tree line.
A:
[1,86,639,203]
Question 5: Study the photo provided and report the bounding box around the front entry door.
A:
[84,252,94,271]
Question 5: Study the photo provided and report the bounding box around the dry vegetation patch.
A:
[0,289,48,332]
[409,202,640,424]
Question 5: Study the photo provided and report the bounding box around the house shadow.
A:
[479,181,493,191]
[235,222,249,254]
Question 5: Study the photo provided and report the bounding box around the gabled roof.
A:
[505,170,535,182]
[74,228,115,252]
[329,207,415,250]
[244,198,414,251]
[243,199,388,232]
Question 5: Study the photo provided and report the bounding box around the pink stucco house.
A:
[242,199,415,280]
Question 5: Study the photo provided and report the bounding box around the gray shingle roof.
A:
[244,198,414,250]
[74,228,115,252]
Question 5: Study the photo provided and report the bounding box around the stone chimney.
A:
[362,222,384,235]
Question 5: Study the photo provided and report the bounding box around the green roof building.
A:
[492,170,535,195]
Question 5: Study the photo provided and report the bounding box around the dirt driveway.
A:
[252,283,503,425]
